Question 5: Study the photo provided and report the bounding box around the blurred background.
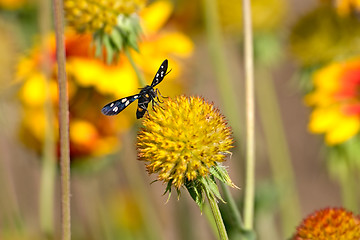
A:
[1,0,359,239]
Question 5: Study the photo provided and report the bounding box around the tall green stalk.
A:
[201,0,243,140]
[120,133,163,240]
[52,0,71,239]
[39,0,56,237]
[125,48,147,87]
[207,193,229,240]
[242,0,256,231]
[256,69,301,237]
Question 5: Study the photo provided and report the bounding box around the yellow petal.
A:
[308,107,343,134]
[140,0,173,34]
[96,65,138,97]
[325,114,360,145]
[155,32,194,57]
[20,73,47,106]
[312,62,341,92]
[69,58,104,87]
[70,119,98,145]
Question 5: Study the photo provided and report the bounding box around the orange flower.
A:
[305,57,360,145]
[17,1,193,161]
[292,207,360,240]
[333,0,360,16]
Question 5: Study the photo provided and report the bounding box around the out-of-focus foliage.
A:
[16,0,193,165]
[290,4,360,67]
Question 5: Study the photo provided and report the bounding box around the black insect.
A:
[101,59,170,119]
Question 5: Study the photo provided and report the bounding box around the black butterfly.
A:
[101,59,170,119]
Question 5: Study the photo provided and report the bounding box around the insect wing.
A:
[101,95,139,116]
[151,59,168,87]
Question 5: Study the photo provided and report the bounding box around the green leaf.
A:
[110,28,123,51]
[93,32,103,58]
[128,31,139,52]
[203,177,225,203]
[185,181,205,210]
[103,35,114,64]
[210,164,238,189]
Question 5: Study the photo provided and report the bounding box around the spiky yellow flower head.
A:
[137,96,234,190]
[292,207,360,240]
[64,0,145,34]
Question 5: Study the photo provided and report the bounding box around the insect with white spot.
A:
[101,59,170,119]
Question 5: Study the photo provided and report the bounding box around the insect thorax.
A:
[140,85,157,99]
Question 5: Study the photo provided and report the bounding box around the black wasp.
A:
[101,59,170,119]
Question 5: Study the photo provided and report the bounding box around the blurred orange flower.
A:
[333,0,360,15]
[305,57,360,145]
[292,207,360,240]
[17,0,193,161]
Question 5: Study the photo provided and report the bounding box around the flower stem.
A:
[39,0,56,236]
[339,167,358,212]
[125,48,147,87]
[242,0,256,231]
[201,0,243,140]
[207,193,229,240]
[255,68,301,237]
[52,0,71,239]
[219,181,244,229]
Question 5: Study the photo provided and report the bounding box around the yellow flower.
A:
[17,0,193,161]
[305,58,360,145]
[0,0,27,10]
[292,207,360,240]
[64,0,145,34]
[137,96,234,189]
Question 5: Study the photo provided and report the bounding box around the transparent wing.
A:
[151,59,169,87]
[101,94,140,116]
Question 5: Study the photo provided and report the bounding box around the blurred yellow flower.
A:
[292,207,360,240]
[64,0,146,34]
[0,0,27,10]
[17,0,193,161]
[305,58,360,145]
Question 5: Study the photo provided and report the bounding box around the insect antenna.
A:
[165,68,172,76]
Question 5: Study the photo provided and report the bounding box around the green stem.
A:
[125,48,147,87]
[339,166,358,212]
[201,0,243,140]
[203,203,220,239]
[52,0,71,239]
[219,181,243,229]
[120,132,163,240]
[207,193,229,240]
[255,68,301,237]
[242,0,256,231]
[39,0,56,237]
